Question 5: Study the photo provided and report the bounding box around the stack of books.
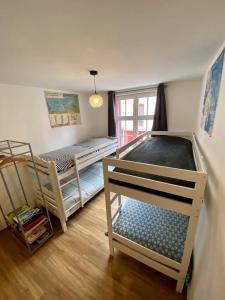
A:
[7,205,48,244]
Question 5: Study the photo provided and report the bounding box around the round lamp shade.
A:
[89,93,104,108]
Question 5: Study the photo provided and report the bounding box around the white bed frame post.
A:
[176,173,207,292]
[49,162,68,233]
[116,149,122,209]
[73,155,83,207]
[103,160,114,256]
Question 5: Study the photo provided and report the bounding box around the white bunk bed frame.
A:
[26,138,118,233]
[103,131,207,293]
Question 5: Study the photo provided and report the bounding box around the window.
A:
[116,90,157,145]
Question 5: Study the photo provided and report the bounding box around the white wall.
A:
[188,45,225,300]
[0,83,108,229]
[0,84,108,154]
[166,77,203,131]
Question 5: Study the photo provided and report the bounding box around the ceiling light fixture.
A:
[89,70,104,108]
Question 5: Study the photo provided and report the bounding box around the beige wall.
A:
[0,83,108,229]
[166,77,203,131]
[188,45,225,300]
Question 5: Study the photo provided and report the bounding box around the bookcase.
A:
[0,140,53,253]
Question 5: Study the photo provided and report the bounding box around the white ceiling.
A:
[0,0,225,92]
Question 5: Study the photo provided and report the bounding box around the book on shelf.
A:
[36,231,50,245]
[16,210,42,226]
[7,204,48,238]
[13,207,42,225]
[21,216,48,238]
[7,204,29,224]
[26,225,47,244]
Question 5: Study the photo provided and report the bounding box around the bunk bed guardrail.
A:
[103,131,207,293]
[25,137,118,233]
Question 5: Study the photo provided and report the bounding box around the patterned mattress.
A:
[40,137,116,172]
[113,198,189,263]
[113,198,192,283]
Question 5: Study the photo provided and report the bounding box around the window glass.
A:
[124,120,134,143]
[126,99,134,116]
[138,120,146,135]
[116,92,156,146]
[148,97,156,115]
[147,120,153,131]
[138,97,147,115]
[117,99,125,117]
[118,120,125,145]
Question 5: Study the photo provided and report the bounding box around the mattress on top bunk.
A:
[40,137,116,173]
[110,136,196,203]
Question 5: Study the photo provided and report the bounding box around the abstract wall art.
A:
[201,49,224,136]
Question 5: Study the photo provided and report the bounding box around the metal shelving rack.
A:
[0,140,54,253]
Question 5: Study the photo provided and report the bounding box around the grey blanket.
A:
[110,136,196,203]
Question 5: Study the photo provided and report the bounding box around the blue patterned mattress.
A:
[113,198,192,283]
[40,137,116,173]
[113,198,189,263]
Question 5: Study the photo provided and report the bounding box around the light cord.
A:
[94,75,97,93]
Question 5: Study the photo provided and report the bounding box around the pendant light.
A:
[89,70,104,108]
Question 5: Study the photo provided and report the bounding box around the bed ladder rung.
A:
[110,193,119,205]
[60,176,78,188]
[112,203,122,222]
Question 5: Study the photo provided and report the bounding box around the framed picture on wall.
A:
[201,48,225,136]
[45,91,81,128]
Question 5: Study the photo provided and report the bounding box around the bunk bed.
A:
[103,131,207,293]
[26,137,118,232]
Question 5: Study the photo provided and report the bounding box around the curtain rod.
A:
[115,84,167,96]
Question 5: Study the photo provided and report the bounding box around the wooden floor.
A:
[0,192,187,300]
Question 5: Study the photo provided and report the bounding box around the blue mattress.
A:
[113,198,192,283]
[44,161,104,203]
[113,198,189,263]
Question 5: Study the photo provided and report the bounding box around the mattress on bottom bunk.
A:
[40,137,116,172]
[78,161,104,199]
[44,161,104,209]
[113,198,192,282]
[113,198,189,262]
[110,136,196,203]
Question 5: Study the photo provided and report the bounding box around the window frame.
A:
[116,89,157,145]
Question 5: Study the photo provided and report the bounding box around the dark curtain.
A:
[152,83,168,131]
[108,91,117,137]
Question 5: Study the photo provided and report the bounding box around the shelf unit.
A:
[0,140,54,253]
